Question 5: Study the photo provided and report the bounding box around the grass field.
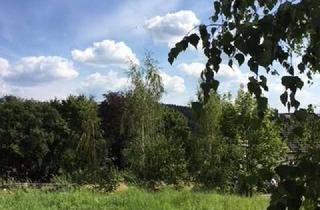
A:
[0,187,269,210]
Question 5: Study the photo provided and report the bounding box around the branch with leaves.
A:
[168,0,320,117]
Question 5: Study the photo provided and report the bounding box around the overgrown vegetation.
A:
[0,186,269,210]
[1,46,320,210]
[2,0,320,209]
[168,0,320,209]
[0,55,290,196]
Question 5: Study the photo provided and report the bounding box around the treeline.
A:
[0,55,294,194]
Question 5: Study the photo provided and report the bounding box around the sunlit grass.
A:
[0,186,269,210]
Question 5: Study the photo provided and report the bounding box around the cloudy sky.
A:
[0,0,319,112]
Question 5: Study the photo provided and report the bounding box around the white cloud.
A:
[145,10,200,47]
[71,40,139,67]
[0,80,10,96]
[159,71,189,105]
[80,70,185,102]
[1,56,78,86]
[216,64,245,81]
[178,62,246,81]
[215,64,251,96]
[178,62,204,77]
[0,58,10,77]
[74,0,182,43]
[79,72,129,99]
[159,71,185,93]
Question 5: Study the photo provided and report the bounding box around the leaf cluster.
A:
[168,0,320,115]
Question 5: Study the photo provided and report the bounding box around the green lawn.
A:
[0,187,269,210]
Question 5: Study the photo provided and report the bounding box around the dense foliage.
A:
[0,55,293,199]
[189,93,240,190]
[121,56,189,185]
[234,89,287,196]
[168,0,320,115]
[0,96,70,181]
[168,1,320,209]
[189,89,286,194]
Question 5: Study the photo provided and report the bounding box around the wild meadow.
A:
[0,187,268,210]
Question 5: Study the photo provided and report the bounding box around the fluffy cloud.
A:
[71,40,139,67]
[79,70,185,102]
[178,62,246,81]
[214,64,249,93]
[145,10,200,47]
[159,71,188,105]
[178,62,204,77]
[160,71,185,93]
[1,56,78,86]
[79,72,129,99]
[216,64,245,81]
[0,58,10,77]
[0,80,10,96]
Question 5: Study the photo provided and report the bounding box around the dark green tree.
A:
[55,95,106,182]
[0,96,70,181]
[99,92,126,169]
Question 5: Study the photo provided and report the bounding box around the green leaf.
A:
[257,96,268,113]
[280,91,288,106]
[288,66,294,75]
[247,77,262,97]
[168,39,189,65]
[281,76,304,91]
[258,15,274,33]
[210,79,220,91]
[297,63,305,73]
[259,75,268,91]
[228,22,235,30]
[199,25,211,58]
[211,15,218,22]
[199,25,209,46]
[248,58,259,74]
[221,31,233,45]
[291,98,300,110]
[214,1,221,14]
[235,53,245,66]
[187,33,200,49]
[200,82,210,97]
[168,48,177,65]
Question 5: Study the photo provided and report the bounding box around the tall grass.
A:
[0,187,268,210]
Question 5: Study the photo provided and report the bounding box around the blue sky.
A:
[0,0,319,112]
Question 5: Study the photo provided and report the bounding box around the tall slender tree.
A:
[235,88,287,196]
[190,93,241,190]
[122,54,188,185]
